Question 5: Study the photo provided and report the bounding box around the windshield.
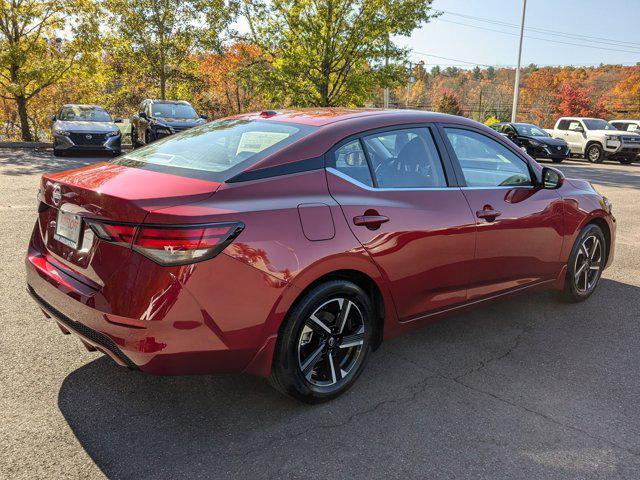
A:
[152,103,198,119]
[114,119,318,181]
[59,106,112,122]
[514,124,550,137]
[583,119,616,131]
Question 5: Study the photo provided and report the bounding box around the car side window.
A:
[444,128,532,188]
[629,123,639,132]
[568,121,582,131]
[332,140,374,187]
[362,128,447,188]
[557,120,569,130]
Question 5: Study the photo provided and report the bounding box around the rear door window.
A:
[115,119,318,182]
[362,128,447,188]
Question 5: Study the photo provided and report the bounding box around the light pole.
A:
[511,0,527,122]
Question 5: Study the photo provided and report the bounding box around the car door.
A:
[326,125,477,322]
[565,120,586,153]
[440,126,564,300]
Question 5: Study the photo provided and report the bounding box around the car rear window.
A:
[114,119,318,182]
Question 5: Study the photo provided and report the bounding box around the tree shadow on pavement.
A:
[58,278,640,479]
[0,149,109,176]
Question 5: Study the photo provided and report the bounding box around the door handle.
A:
[353,214,389,229]
[476,208,502,221]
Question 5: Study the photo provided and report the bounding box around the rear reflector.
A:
[87,221,244,266]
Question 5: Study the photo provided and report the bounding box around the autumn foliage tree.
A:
[435,89,463,116]
[0,0,101,140]
[557,83,608,118]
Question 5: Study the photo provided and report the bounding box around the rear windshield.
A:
[114,119,318,182]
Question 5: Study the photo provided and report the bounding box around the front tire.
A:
[562,224,606,302]
[270,280,374,403]
[585,144,604,163]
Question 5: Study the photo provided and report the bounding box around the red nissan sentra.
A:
[26,109,615,402]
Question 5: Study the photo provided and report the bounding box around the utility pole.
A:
[405,62,413,108]
[511,0,527,122]
[384,36,390,108]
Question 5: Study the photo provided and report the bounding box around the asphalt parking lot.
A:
[1,149,639,479]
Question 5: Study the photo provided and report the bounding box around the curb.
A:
[0,141,52,149]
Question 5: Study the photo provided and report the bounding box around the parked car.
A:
[549,117,640,164]
[51,104,122,156]
[27,109,615,403]
[610,119,640,133]
[491,122,570,163]
[130,99,207,147]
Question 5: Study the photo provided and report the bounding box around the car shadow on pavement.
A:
[57,278,640,479]
[0,149,110,176]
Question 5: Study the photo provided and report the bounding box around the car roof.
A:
[149,100,191,105]
[229,108,473,127]
[61,104,106,109]
[611,119,640,123]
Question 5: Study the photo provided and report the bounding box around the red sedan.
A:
[27,109,615,402]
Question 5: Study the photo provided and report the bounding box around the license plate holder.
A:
[54,210,82,249]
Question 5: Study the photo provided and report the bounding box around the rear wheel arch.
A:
[280,269,386,352]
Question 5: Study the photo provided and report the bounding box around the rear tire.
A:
[585,144,604,163]
[269,280,374,403]
[562,224,606,302]
[619,157,634,165]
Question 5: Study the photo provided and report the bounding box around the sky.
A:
[401,0,640,69]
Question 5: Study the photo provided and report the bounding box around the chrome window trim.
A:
[326,167,454,192]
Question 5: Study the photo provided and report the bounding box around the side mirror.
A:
[541,166,564,189]
[114,117,122,123]
[574,125,584,133]
[51,115,57,122]
[200,114,208,120]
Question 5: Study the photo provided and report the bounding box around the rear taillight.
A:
[87,221,244,266]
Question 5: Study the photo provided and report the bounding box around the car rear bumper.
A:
[25,247,269,376]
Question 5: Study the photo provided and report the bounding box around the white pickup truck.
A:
[549,117,640,164]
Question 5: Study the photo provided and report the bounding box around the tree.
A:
[430,65,441,76]
[486,65,496,80]
[242,0,438,107]
[435,89,463,116]
[105,0,236,100]
[0,0,100,140]
[557,83,607,118]
[472,66,482,80]
[197,42,268,117]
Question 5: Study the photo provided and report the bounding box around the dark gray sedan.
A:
[52,105,122,157]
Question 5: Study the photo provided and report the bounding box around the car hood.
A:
[54,121,119,133]
[153,117,206,128]
[589,129,632,137]
[524,136,567,146]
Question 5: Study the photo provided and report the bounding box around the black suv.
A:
[130,100,207,148]
[491,122,570,163]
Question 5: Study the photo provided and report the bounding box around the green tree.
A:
[0,0,100,140]
[472,65,482,80]
[243,0,438,107]
[435,89,463,116]
[430,65,441,76]
[486,65,496,80]
[105,0,236,100]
